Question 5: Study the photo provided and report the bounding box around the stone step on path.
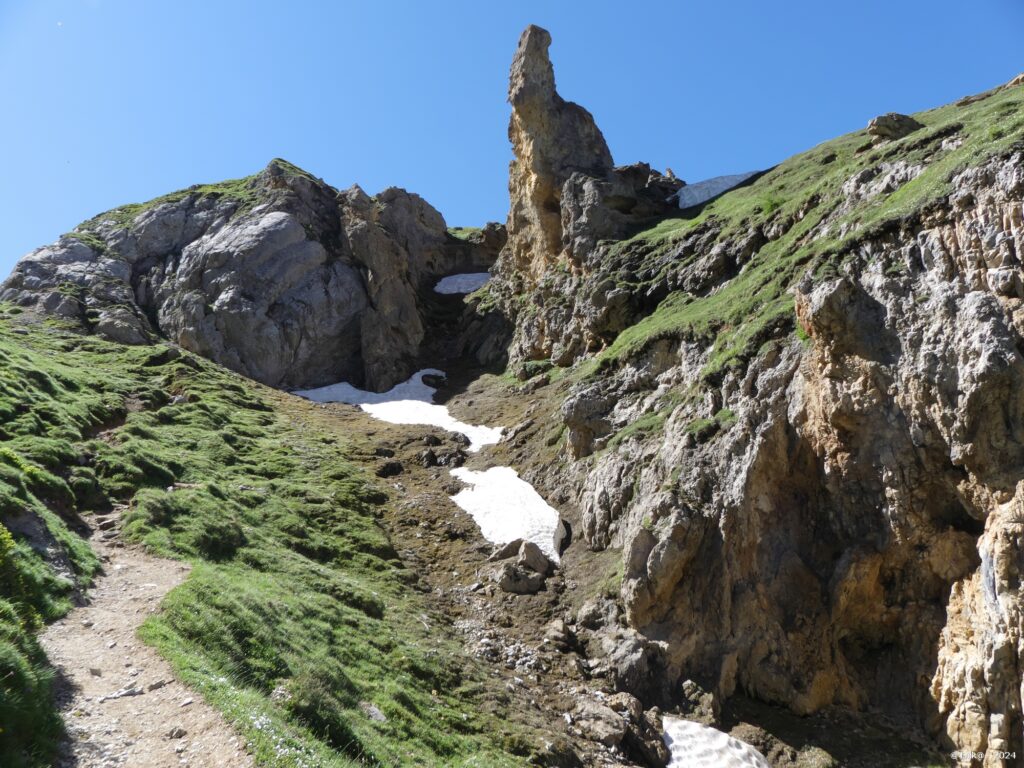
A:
[39,510,253,768]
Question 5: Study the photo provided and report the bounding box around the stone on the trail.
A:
[517,540,552,575]
[543,618,575,651]
[167,727,187,739]
[89,667,103,677]
[81,619,94,628]
[576,596,618,629]
[99,685,144,703]
[180,697,193,707]
[487,538,526,562]
[148,679,168,691]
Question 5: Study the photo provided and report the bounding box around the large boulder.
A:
[867,112,924,142]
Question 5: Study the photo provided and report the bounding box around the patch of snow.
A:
[449,467,561,562]
[293,369,502,452]
[295,368,562,560]
[434,272,490,294]
[662,717,769,768]
[674,172,760,209]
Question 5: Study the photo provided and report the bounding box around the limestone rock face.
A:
[508,147,1024,763]
[493,26,682,365]
[1,160,501,391]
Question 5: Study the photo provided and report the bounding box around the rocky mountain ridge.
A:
[3,21,1024,768]
[0,159,504,392]
[481,30,1024,765]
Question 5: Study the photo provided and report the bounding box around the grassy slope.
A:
[584,80,1024,383]
[0,307,524,768]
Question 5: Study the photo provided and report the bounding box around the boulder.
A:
[574,700,627,747]
[487,538,525,562]
[867,112,924,141]
[542,618,575,651]
[516,540,552,575]
[606,693,670,767]
[491,562,545,595]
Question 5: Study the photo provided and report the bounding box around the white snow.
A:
[675,172,760,209]
[449,467,561,562]
[293,369,502,452]
[434,272,491,294]
[294,367,563,558]
[662,717,770,768]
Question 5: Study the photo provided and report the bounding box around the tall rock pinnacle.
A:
[505,25,615,279]
[496,25,682,364]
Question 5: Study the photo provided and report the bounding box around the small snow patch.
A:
[662,717,769,767]
[674,172,760,209]
[434,272,490,294]
[294,369,502,452]
[449,467,560,562]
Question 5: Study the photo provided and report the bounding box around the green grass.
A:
[447,226,483,241]
[578,80,1024,384]
[0,311,527,767]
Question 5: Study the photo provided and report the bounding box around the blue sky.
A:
[1,1,1022,277]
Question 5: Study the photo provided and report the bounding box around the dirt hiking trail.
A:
[39,508,254,768]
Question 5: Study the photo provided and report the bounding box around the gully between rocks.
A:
[291,273,772,767]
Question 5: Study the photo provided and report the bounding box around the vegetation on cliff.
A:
[584,79,1024,385]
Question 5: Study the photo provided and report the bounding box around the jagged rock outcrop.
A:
[492,54,1024,763]
[493,25,682,363]
[1,159,503,390]
[526,150,1024,764]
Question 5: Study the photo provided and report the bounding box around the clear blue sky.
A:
[2,0,1022,277]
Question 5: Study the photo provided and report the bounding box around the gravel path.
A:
[39,508,254,768]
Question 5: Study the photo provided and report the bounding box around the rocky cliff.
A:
[0,159,503,391]
[484,30,1024,765]
[5,21,1024,768]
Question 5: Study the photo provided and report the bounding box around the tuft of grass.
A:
[447,226,483,241]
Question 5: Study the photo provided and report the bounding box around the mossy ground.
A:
[0,306,526,767]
